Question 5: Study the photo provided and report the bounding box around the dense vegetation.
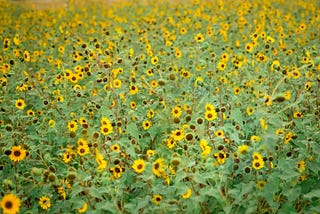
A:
[0,0,320,213]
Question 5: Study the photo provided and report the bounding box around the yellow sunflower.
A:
[152,158,165,177]
[100,124,113,135]
[171,106,182,118]
[39,196,51,210]
[171,129,184,141]
[132,159,146,174]
[15,99,25,110]
[78,202,88,213]
[9,145,26,162]
[129,84,139,95]
[67,120,78,132]
[142,120,152,130]
[152,194,162,205]
[77,145,89,156]
[204,110,217,121]
[181,187,192,199]
[0,193,21,214]
[252,159,265,170]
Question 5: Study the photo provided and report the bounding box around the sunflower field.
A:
[0,0,320,213]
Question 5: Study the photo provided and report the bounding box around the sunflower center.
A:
[14,150,21,157]
[5,201,13,209]
[154,163,160,170]
[80,148,85,153]
[255,162,260,167]
[115,167,121,173]
[137,164,143,170]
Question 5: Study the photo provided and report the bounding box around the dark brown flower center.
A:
[5,201,13,209]
[154,163,159,170]
[14,150,21,157]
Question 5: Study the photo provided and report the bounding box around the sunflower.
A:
[171,106,182,118]
[95,153,107,172]
[259,118,268,130]
[27,109,35,116]
[214,151,227,165]
[284,132,293,144]
[171,129,184,141]
[110,144,120,152]
[297,160,306,173]
[293,111,303,118]
[237,144,248,155]
[250,135,261,142]
[167,137,176,149]
[78,202,88,213]
[113,79,122,88]
[204,103,214,111]
[63,150,73,163]
[174,48,182,58]
[130,101,137,109]
[245,42,254,52]
[200,139,211,158]
[67,120,78,132]
[146,149,155,157]
[252,152,263,160]
[215,130,224,138]
[204,110,217,121]
[129,85,139,95]
[217,61,226,71]
[283,91,291,100]
[77,138,88,147]
[152,194,162,205]
[77,145,89,156]
[252,159,265,170]
[256,180,267,190]
[110,165,123,179]
[142,120,152,130]
[39,196,51,210]
[100,117,111,126]
[147,109,155,118]
[48,119,56,128]
[150,56,159,65]
[194,33,204,43]
[246,107,254,116]
[15,99,25,110]
[264,95,272,106]
[181,187,192,199]
[9,145,26,162]
[152,158,165,177]
[23,50,31,62]
[233,86,241,95]
[150,80,158,88]
[179,27,187,35]
[0,193,21,214]
[100,124,113,135]
[132,159,146,174]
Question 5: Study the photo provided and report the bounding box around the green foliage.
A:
[0,0,320,213]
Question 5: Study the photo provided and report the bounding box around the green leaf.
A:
[277,203,296,214]
[126,123,140,139]
[303,189,320,200]
[231,108,243,124]
[284,186,301,202]
[95,201,117,213]
[89,188,103,199]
